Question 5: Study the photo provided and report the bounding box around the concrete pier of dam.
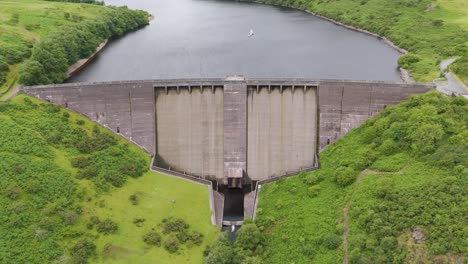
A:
[22,77,434,185]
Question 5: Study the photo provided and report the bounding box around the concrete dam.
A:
[23,77,433,187]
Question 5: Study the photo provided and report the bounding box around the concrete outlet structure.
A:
[23,77,433,186]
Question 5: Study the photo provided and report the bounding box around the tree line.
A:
[19,6,149,86]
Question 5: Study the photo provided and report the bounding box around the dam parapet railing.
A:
[22,77,436,90]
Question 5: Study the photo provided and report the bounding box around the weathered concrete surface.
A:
[247,87,317,180]
[23,81,155,153]
[317,81,433,149]
[155,87,224,179]
[22,78,434,182]
[223,81,247,184]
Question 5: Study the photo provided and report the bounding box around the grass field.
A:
[0,94,217,263]
[256,91,467,263]
[83,172,217,264]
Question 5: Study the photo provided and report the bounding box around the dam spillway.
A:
[22,77,434,185]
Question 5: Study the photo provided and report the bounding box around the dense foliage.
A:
[0,0,149,97]
[256,91,467,263]
[18,6,148,85]
[0,95,149,263]
[46,0,104,4]
[204,222,264,264]
[251,0,468,84]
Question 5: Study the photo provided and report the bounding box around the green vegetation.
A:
[204,222,264,264]
[0,94,217,263]
[254,0,468,84]
[256,91,467,263]
[0,0,149,96]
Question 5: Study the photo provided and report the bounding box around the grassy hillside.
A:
[253,0,468,85]
[256,91,467,263]
[0,94,217,264]
[0,0,148,97]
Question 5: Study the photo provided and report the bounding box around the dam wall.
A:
[23,81,156,153]
[154,86,224,180]
[22,78,434,182]
[247,86,317,180]
[318,81,433,148]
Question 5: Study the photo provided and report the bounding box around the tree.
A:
[205,233,236,264]
[18,60,46,85]
[96,218,118,234]
[235,224,263,252]
[143,231,162,246]
[70,239,96,264]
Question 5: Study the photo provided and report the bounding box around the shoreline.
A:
[241,0,413,82]
[67,39,109,79]
[66,14,153,80]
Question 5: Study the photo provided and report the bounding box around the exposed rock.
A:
[412,227,424,244]
[426,4,437,11]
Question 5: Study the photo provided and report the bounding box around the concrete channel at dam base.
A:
[22,76,434,227]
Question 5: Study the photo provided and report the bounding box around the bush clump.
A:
[143,231,162,246]
[334,166,357,187]
[162,217,189,234]
[70,239,96,264]
[164,235,179,253]
[96,218,118,234]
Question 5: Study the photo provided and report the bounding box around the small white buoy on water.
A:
[248,29,254,38]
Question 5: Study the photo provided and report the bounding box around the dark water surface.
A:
[69,0,401,82]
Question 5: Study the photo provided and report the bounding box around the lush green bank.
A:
[0,0,149,96]
[249,0,468,85]
[256,91,467,263]
[0,94,217,263]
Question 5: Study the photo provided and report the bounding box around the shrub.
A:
[104,171,126,187]
[334,166,357,187]
[143,231,162,246]
[307,185,321,198]
[302,244,316,257]
[432,19,444,27]
[162,217,189,234]
[205,233,235,264]
[323,234,341,250]
[398,53,421,68]
[70,239,96,264]
[164,235,179,253]
[190,231,204,246]
[304,174,320,185]
[235,223,263,252]
[176,230,189,243]
[76,119,85,125]
[96,218,118,234]
[62,210,79,225]
[129,194,139,205]
[380,236,396,251]
[133,218,145,227]
[71,157,90,169]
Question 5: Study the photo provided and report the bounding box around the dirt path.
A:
[342,169,371,264]
[342,166,407,264]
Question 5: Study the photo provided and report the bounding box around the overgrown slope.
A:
[252,0,468,84]
[256,91,467,263]
[0,0,148,96]
[0,94,217,263]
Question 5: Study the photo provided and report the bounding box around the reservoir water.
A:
[69,0,401,82]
